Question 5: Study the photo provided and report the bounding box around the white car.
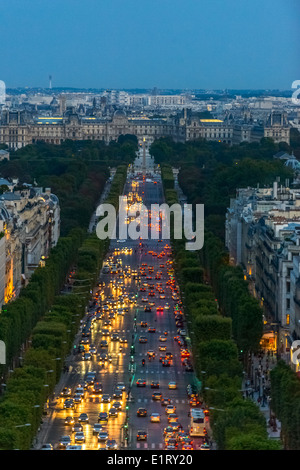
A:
[159,336,167,342]
[168,382,177,389]
[74,432,85,443]
[165,404,176,414]
[150,413,161,423]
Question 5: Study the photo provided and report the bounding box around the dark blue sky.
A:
[1,0,299,90]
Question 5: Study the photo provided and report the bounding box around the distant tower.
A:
[49,75,52,89]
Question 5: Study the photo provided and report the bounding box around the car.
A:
[74,431,85,443]
[159,336,167,342]
[152,392,162,400]
[168,381,177,389]
[119,337,128,344]
[182,444,194,450]
[166,404,176,414]
[116,382,125,391]
[64,416,75,426]
[148,327,156,333]
[109,407,118,418]
[140,321,148,327]
[159,345,167,351]
[82,352,92,361]
[106,439,118,450]
[72,423,83,433]
[100,340,108,348]
[112,401,122,410]
[78,413,89,423]
[75,386,85,397]
[162,359,171,367]
[137,431,147,441]
[165,438,178,448]
[60,387,72,397]
[58,435,71,449]
[136,379,146,387]
[200,443,210,450]
[85,371,96,380]
[73,393,83,404]
[98,431,109,442]
[150,413,161,423]
[180,349,190,358]
[99,352,108,363]
[139,336,148,343]
[147,350,155,357]
[161,398,172,406]
[190,397,200,407]
[101,394,111,403]
[40,443,53,450]
[151,381,160,389]
[63,399,75,409]
[168,413,178,423]
[93,423,103,435]
[93,382,103,394]
[144,305,151,312]
[113,390,123,400]
[111,333,119,341]
[156,306,164,312]
[98,412,108,423]
[137,407,147,417]
[164,426,177,436]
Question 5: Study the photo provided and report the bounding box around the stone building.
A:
[0,109,290,150]
[0,184,60,308]
[225,183,300,365]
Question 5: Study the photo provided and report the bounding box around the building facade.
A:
[225,182,300,366]
[0,109,290,150]
[0,183,60,308]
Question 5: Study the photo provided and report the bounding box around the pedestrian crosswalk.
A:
[136,442,164,449]
[136,398,187,404]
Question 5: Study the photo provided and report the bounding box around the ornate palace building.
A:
[0,108,290,150]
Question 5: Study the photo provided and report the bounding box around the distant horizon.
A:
[5,86,294,94]
[0,0,298,91]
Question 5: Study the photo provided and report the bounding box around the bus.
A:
[189,408,206,437]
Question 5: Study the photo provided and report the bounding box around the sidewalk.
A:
[242,350,281,441]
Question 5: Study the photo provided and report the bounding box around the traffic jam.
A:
[46,170,211,451]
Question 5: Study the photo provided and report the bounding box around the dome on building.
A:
[284,154,300,172]
[114,109,126,117]
[113,109,128,122]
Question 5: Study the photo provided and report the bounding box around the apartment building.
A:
[225,182,300,365]
[0,183,60,308]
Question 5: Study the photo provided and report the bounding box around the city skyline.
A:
[1,0,299,90]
